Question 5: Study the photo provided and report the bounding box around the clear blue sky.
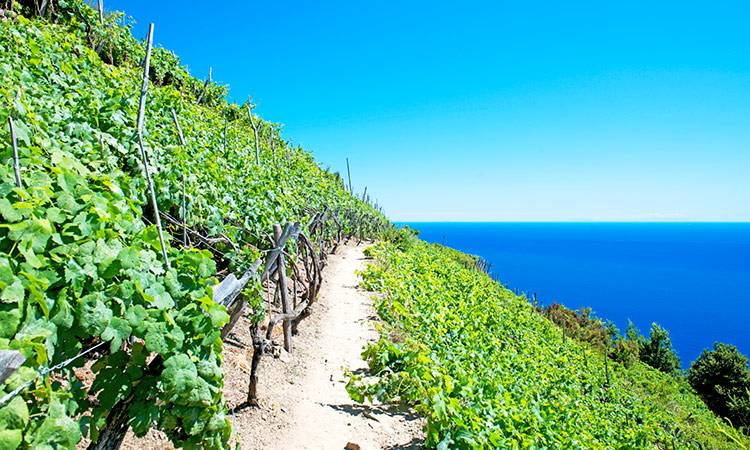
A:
[106,1,750,222]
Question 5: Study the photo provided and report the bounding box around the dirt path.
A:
[119,242,423,450]
[223,242,424,450]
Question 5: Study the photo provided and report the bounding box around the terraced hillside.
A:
[0,2,384,449]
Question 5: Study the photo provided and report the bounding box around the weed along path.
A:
[223,242,424,450]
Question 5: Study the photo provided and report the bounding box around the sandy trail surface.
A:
[121,242,424,450]
[233,242,424,450]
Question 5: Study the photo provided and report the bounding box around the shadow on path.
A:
[323,402,422,422]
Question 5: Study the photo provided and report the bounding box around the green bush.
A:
[541,302,612,351]
[610,338,639,367]
[383,225,419,251]
[639,323,681,376]
[687,342,750,432]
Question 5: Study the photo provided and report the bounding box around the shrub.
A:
[610,338,638,366]
[639,323,681,375]
[384,225,420,251]
[542,303,612,351]
[687,342,750,432]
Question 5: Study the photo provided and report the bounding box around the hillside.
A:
[0,2,748,450]
[349,232,750,449]
[0,2,384,449]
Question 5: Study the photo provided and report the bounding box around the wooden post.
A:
[95,28,109,55]
[362,186,367,202]
[97,0,103,24]
[0,350,24,385]
[271,224,292,352]
[346,157,352,194]
[196,67,212,104]
[269,126,276,165]
[562,318,566,343]
[604,349,610,385]
[135,24,170,270]
[181,177,187,245]
[247,322,263,405]
[286,138,292,167]
[170,109,189,247]
[247,97,260,165]
[277,248,292,352]
[7,118,21,190]
[223,118,227,153]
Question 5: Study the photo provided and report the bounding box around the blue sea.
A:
[399,222,750,369]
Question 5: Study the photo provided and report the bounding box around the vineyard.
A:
[349,237,750,449]
[0,1,386,449]
[0,1,748,450]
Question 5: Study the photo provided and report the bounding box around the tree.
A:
[625,319,646,346]
[639,323,681,375]
[687,342,750,430]
[610,320,644,367]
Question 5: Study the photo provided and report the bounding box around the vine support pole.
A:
[7,117,21,190]
[247,97,260,165]
[170,109,189,247]
[223,118,227,153]
[269,126,276,165]
[0,350,24,385]
[196,67,212,104]
[135,24,170,270]
[275,228,293,353]
[346,157,353,194]
[604,349,610,385]
[286,138,292,167]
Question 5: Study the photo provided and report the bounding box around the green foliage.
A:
[541,302,611,351]
[350,241,750,449]
[688,342,750,432]
[381,225,419,252]
[0,2,386,448]
[610,338,639,368]
[639,323,681,376]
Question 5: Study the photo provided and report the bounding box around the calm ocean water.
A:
[399,222,750,369]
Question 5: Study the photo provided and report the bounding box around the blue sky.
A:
[106,1,750,221]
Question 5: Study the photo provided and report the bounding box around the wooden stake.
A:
[97,0,103,24]
[223,118,227,153]
[39,0,48,18]
[286,138,292,167]
[269,126,275,165]
[604,349,610,385]
[562,318,566,343]
[247,97,260,165]
[170,109,189,247]
[135,24,170,270]
[170,109,186,146]
[346,157,352,193]
[0,350,24,385]
[7,118,21,190]
[196,67,212,104]
[278,248,292,352]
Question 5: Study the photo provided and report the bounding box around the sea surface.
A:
[399,222,750,369]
